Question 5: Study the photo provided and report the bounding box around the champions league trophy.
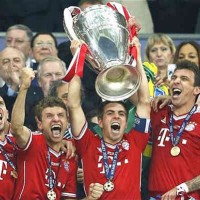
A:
[63,3,141,101]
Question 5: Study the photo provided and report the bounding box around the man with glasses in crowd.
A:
[31,32,58,69]
[0,24,34,88]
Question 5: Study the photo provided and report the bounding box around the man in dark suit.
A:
[0,47,44,130]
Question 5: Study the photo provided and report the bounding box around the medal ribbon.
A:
[100,139,119,181]
[6,135,17,149]
[169,105,197,146]
[0,137,16,171]
[47,148,55,190]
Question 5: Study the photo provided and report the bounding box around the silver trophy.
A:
[63,4,141,101]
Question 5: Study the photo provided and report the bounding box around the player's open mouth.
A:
[51,124,61,136]
[0,113,2,121]
[111,122,120,133]
[172,88,182,97]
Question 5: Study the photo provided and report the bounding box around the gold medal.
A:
[47,189,56,200]
[103,181,114,192]
[10,170,18,179]
[170,146,181,156]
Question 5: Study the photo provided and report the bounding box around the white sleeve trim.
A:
[73,122,88,140]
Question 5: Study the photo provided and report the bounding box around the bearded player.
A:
[149,60,200,199]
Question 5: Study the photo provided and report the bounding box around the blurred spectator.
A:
[173,41,200,106]
[29,31,59,89]
[0,24,34,88]
[31,32,58,66]
[174,41,200,67]
[49,79,69,107]
[0,47,26,96]
[37,56,67,97]
[6,24,33,68]
[0,47,43,129]
[145,33,176,82]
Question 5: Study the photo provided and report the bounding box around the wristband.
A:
[176,183,189,196]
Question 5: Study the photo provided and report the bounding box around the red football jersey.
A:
[0,133,16,200]
[13,132,77,200]
[149,105,200,199]
[75,123,149,200]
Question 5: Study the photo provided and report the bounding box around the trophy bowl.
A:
[64,4,141,101]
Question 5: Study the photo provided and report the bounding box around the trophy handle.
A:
[107,2,137,61]
[63,6,81,41]
[107,2,131,20]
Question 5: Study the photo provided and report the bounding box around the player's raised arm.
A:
[68,75,86,137]
[129,37,151,118]
[11,68,35,148]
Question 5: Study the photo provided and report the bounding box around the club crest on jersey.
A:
[185,122,196,131]
[64,161,69,172]
[121,141,129,150]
